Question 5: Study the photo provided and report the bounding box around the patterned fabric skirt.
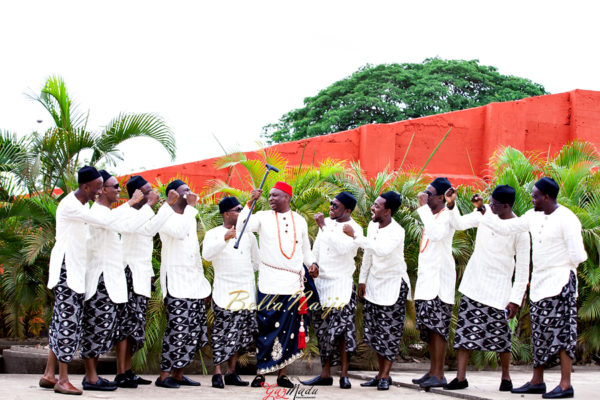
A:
[530,271,577,368]
[115,266,149,354]
[454,295,511,353]
[313,288,357,366]
[48,262,85,363]
[256,291,303,374]
[211,302,258,365]
[363,281,409,362]
[160,294,208,371]
[80,274,118,359]
[415,296,453,343]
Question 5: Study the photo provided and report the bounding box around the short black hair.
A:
[380,191,402,215]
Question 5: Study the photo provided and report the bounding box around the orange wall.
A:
[133,89,600,191]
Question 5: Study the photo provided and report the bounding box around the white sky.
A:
[1,0,599,174]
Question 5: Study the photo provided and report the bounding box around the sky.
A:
[1,0,599,174]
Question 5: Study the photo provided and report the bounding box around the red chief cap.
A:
[273,181,293,197]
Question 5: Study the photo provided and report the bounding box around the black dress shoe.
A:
[224,372,249,386]
[511,381,547,394]
[127,370,152,385]
[176,376,200,386]
[360,377,379,387]
[444,378,468,390]
[420,376,447,388]
[377,377,389,391]
[82,377,118,391]
[339,376,351,389]
[251,375,265,388]
[155,377,180,389]
[115,373,138,388]
[277,376,294,388]
[499,379,513,392]
[300,375,333,386]
[542,385,574,399]
[412,373,430,384]
[212,374,224,389]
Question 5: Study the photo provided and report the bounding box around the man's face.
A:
[531,186,546,212]
[425,185,444,210]
[84,177,103,203]
[490,198,509,216]
[268,188,290,212]
[137,182,152,207]
[176,184,191,205]
[329,198,347,221]
[224,204,243,225]
[370,196,388,223]
[102,176,121,204]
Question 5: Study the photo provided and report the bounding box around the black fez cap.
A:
[166,179,186,195]
[534,177,559,199]
[218,196,241,213]
[380,191,402,215]
[127,175,149,198]
[335,191,357,211]
[431,177,452,196]
[98,170,112,183]
[77,165,101,184]
[491,184,516,206]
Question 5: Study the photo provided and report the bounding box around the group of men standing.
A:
[39,165,586,400]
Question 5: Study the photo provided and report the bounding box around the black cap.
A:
[77,165,101,184]
[534,177,559,199]
[126,175,149,198]
[218,196,241,213]
[166,179,186,195]
[380,191,402,215]
[431,177,451,195]
[491,184,516,206]
[335,191,357,211]
[99,170,112,183]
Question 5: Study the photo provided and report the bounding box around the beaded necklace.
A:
[419,207,446,253]
[275,210,297,259]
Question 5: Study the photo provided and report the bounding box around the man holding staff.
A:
[238,181,319,388]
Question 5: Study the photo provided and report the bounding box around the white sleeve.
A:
[509,231,531,305]
[417,205,451,241]
[159,206,198,240]
[202,229,229,262]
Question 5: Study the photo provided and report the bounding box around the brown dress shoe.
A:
[39,377,57,388]
[53,381,83,395]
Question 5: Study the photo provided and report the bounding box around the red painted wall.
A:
[132,90,600,191]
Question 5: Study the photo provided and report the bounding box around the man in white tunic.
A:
[413,177,455,389]
[481,177,587,399]
[155,179,212,389]
[239,181,319,389]
[113,175,178,388]
[80,170,146,391]
[39,166,142,395]
[203,196,259,389]
[444,185,530,392]
[343,191,410,391]
[300,191,362,389]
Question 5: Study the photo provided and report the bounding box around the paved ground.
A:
[1,367,598,399]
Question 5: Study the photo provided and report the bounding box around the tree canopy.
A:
[262,58,547,143]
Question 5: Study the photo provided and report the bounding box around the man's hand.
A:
[128,189,144,206]
[342,224,355,238]
[445,187,457,209]
[417,192,429,207]
[314,212,326,229]
[146,190,160,207]
[185,192,198,207]
[167,189,180,206]
[357,283,366,300]
[224,226,236,241]
[308,263,319,278]
[471,194,484,209]
[505,302,519,319]
[249,189,263,205]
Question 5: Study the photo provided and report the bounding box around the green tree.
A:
[263,58,547,143]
